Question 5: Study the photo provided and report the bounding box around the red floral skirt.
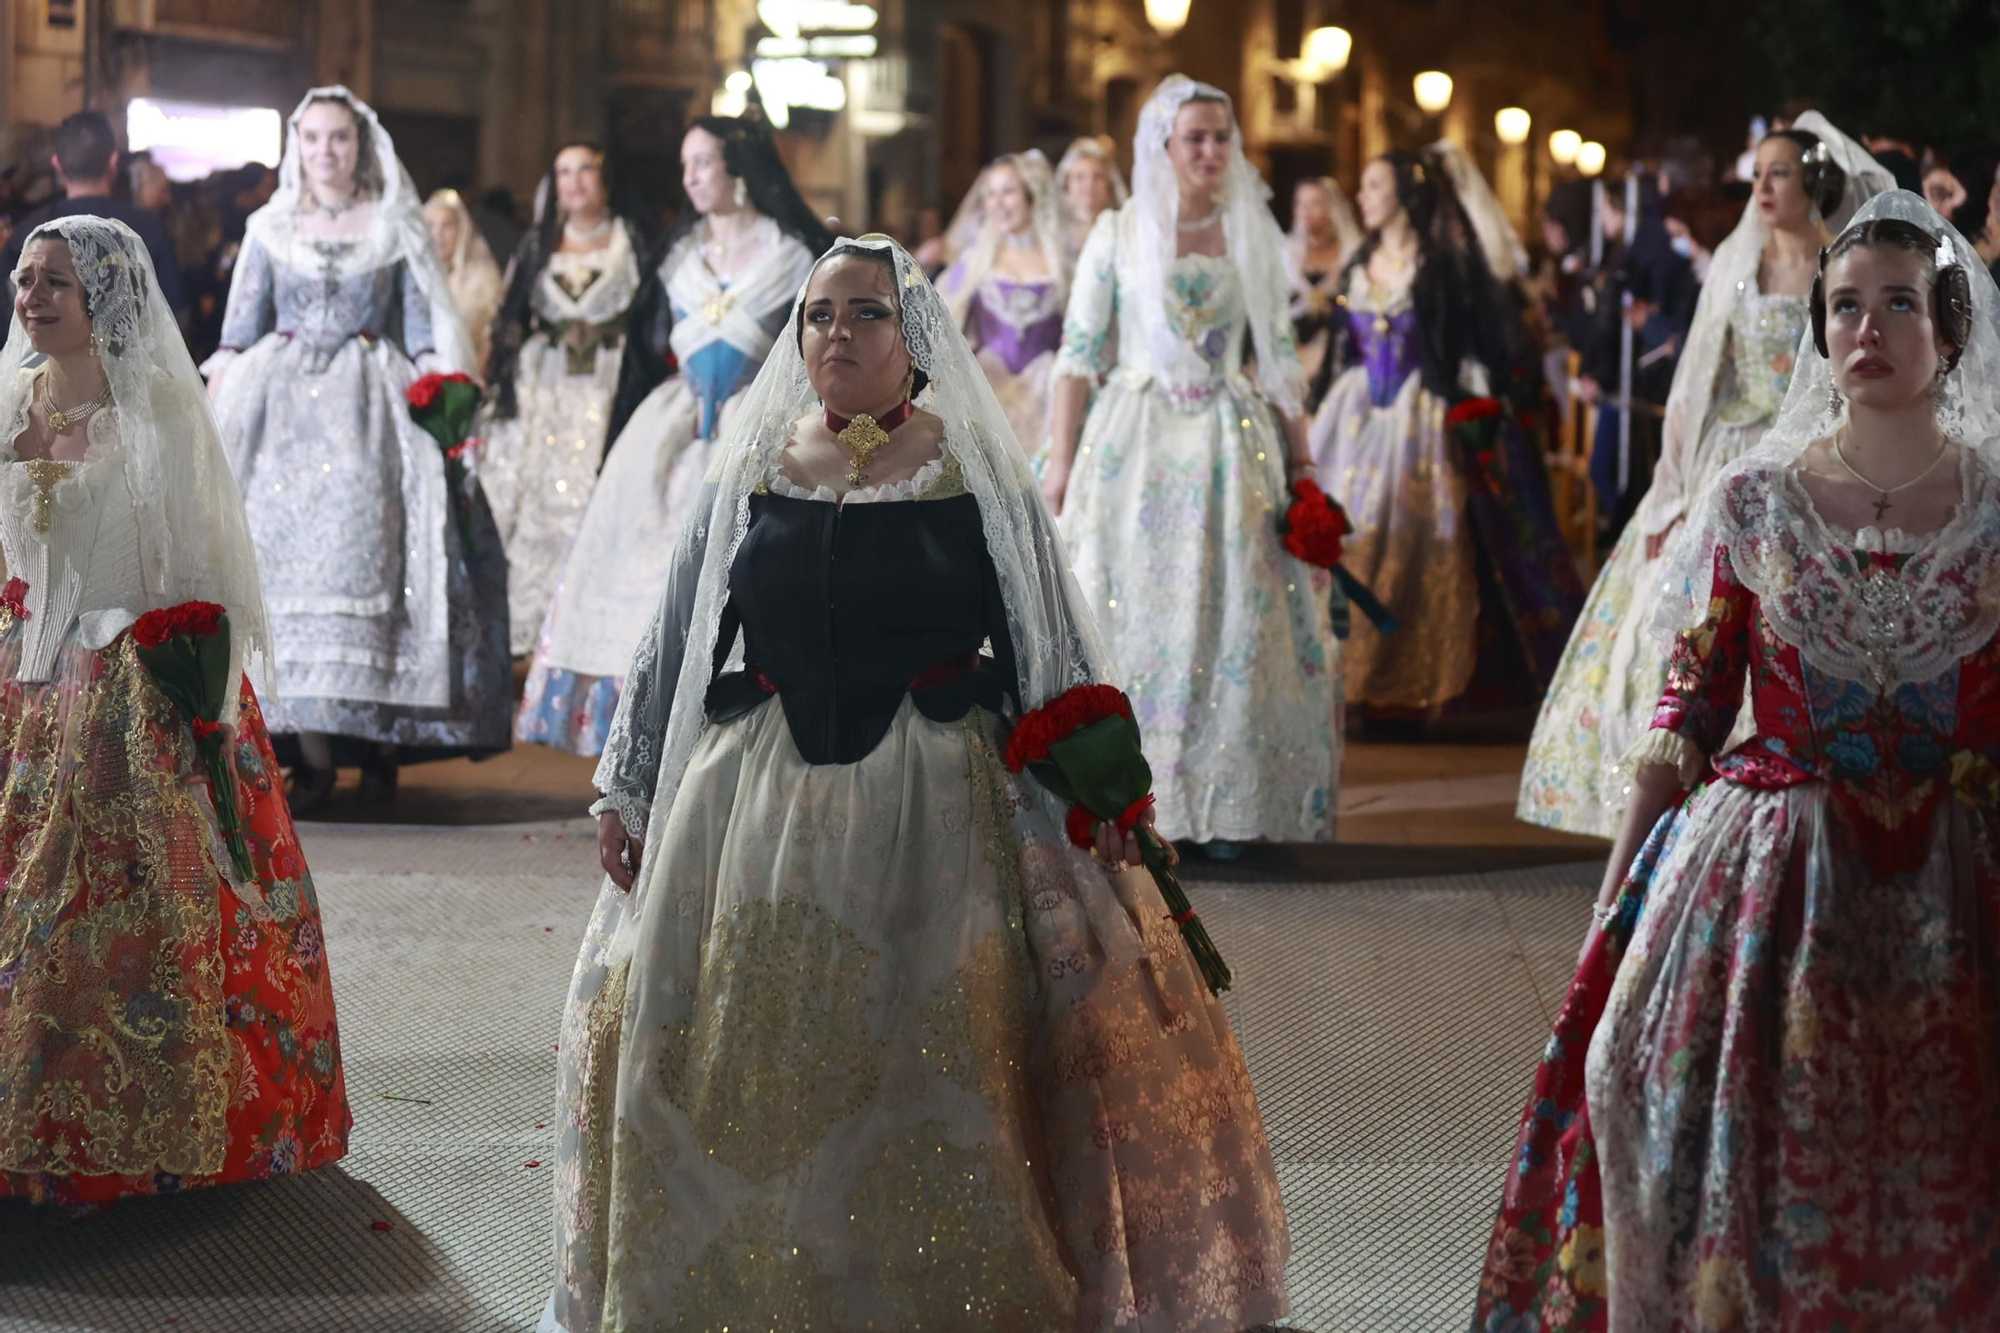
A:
[0,636,350,1205]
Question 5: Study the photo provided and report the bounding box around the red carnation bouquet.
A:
[1446,395,1508,484]
[1003,684,1231,994]
[1279,476,1397,641]
[132,601,252,881]
[406,371,482,554]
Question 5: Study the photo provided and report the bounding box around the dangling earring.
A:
[1937,357,1951,384]
[87,331,100,356]
[733,177,748,209]
[903,365,916,404]
[1826,380,1843,415]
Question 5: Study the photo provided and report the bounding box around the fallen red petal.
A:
[370,1220,392,1232]
[524,1160,541,1168]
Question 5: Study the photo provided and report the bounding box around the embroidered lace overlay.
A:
[1690,456,2000,691]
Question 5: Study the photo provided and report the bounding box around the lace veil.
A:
[1641,112,1891,537]
[940,149,1071,326]
[595,234,1149,961]
[1652,189,2000,686]
[1425,141,1527,279]
[244,86,474,373]
[1,216,272,707]
[1129,75,1307,416]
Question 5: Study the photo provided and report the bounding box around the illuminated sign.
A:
[752,58,848,129]
[754,34,877,58]
[756,0,878,39]
[127,98,283,182]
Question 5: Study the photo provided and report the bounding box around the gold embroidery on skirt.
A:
[642,1200,843,1331]
[655,897,885,1183]
[0,634,229,1176]
[845,1118,1076,1327]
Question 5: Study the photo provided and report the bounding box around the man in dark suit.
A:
[3,111,187,342]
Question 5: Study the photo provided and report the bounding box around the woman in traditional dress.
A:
[1310,144,1583,725]
[1040,76,1339,855]
[424,187,504,375]
[517,116,826,755]
[1518,115,1888,837]
[1054,136,1128,266]
[936,150,1070,453]
[1,216,349,1206]
[482,143,653,655]
[1474,190,2000,1331]
[205,87,509,810]
[1288,175,1363,412]
[538,234,1289,1332]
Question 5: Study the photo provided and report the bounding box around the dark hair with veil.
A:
[597,116,837,445]
[1340,148,1538,406]
[486,141,662,420]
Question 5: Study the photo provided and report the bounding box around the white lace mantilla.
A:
[1685,453,2000,689]
[536,222,642,327]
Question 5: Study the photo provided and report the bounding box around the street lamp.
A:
[1549,129,1581,166]
[1413,71,1453,115]
[1145,0,1191,38]
[1494,107,1531,146]
[1303,26,1352,79]
[1576,141,1607,177]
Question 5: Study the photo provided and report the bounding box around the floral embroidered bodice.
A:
[1653,458,2000,872]
[964,275,1064,376]
[1712,285,1809,427]
[1054,209,1273,413]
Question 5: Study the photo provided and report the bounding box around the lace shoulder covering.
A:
[1713,455,2000,688]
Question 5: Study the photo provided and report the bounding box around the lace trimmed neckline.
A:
[1783,448,1976,561]
[767,454,950,506]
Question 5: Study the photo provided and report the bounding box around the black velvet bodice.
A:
[703,489,1019,765]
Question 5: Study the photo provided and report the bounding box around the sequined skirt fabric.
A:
[541,700,1290,1333]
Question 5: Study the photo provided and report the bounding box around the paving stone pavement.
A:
[0,819,1600,1333]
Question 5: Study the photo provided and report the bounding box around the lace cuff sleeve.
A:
[1624,727,1707,786]
[398,258,438,362]
[1053,211,1119,383]
[588,486,720,834]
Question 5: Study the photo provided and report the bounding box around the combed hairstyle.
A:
[1810,217,1973,370]
[52,111,116,183]
[1766,129,1847,220]
[793,244,932,400]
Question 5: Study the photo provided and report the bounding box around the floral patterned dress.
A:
[1518,283,1807,836]
[1475,454,2000,1331]
[1310,268,1583,715]
[1050,206,1339,845]
[0,417,350,1205]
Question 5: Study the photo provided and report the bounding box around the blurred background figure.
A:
[1053,134,1128,262]
[2,111,185,342]
[425,187,505,374]
[1287,175,1363,411]
[936,149,1071,454]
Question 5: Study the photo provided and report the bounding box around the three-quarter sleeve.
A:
[1052,211,1120,383]
[213,236,276,356]
[1632,540,1756,783]
[396,257,437,362]
[588,486,720,841]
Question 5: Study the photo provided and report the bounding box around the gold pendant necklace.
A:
[824,397,916,489]
[41,371,112,434]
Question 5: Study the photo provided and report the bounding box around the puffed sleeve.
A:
[1052,209,1120,383]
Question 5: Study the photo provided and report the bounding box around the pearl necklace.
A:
[1177,206,1222,232]
[564,215,613,246]
[39,369,112,434]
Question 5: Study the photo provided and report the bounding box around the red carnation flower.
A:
[406,373,446,410]
[1064,803,1097,849]
[0,577,30,621]
[1279,476,1349,568]
[1445,396,1502,427]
